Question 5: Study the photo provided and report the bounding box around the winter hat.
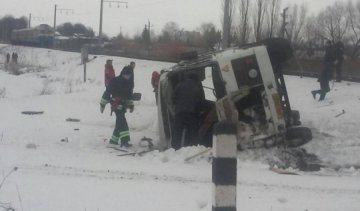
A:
[152,71,160,79]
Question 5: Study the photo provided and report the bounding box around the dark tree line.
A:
[110,20,222,53]
[141,21,221,49]
[0,15,95,42]
[56,22,95,37]
[0,15,28,41]
[221,0,360,59]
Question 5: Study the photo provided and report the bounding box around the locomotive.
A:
[11,24,54,47]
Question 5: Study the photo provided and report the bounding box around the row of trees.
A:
[3,0,360,59]
[222,0,360,59]
[110,0,360,59]
[307,1,360,58]
[0,15,96,40]
[56,22,95,37]
[111,21,222,52]
[222,0,308,46]
[158,21,221,49]
[0,16,27,41]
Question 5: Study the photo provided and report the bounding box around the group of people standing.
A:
[99,58,205,151]
[311,40,344,101]
[5,52,18,64]
[100,60,136,148]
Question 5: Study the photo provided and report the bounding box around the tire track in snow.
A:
[13,163,360,196]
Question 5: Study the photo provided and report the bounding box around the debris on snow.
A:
[66,118,80,122]
[21,111,44,115]
[26,143,37,149]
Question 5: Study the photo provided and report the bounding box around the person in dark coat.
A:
[311,40,336,101]
[171,73,205,150]
[100,68,134,148]
[13,52,18,64]
[334,41,344,82]
[11,52,16,64]
[151,70,160,104]
[6,53,10,63]
[104,59,115,87]
[121,61,136,94]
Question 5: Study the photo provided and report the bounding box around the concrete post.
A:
[212,121,237,211]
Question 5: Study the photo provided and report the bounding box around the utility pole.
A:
[99,0,104,44]
[53,4,57,34]
[98,0,128,44]
[148,19,151,41]
[28,14,31,28]
[53,4,74,36]
[281,7,289,39]
[222,0,230,49]
[148,19,152,37]
[147,19,153,51]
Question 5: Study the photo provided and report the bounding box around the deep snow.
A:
[0,44,360,211]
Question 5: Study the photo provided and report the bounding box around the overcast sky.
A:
[0,0,350,37]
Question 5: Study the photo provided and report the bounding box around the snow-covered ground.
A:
[0,44,360,211]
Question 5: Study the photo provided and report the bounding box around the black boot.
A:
[311,91,317,100]
[120,140,132,148]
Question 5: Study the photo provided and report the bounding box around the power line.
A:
[129,0,172,9]
[53,4,75,34]
[99,0,128,43]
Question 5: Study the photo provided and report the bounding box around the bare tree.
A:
[160,21,180,41]
[0,15,28,41]
[304,15,322,46]
[316,2,349,42]
[287,4,308,47]
[252,0,268,42]
[199,22,222,49]
[346,0,360,59]
[265,0,281,38]
[221,0,236,46]
[237,0,252,45]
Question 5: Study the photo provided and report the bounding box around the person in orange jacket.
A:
[151,71,160,104]
[104,59,115,87]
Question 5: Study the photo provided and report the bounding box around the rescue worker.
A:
[151,70,160,104]
[121,61,136,94]
[171,73,205,150]
[100,68,134,148]
[311,40,336,101]
[104,59,115,87]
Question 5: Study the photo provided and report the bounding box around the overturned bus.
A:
[157,38,312,150]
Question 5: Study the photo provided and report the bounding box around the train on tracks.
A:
[10,24,54,47]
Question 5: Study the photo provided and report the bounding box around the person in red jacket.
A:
[104,59,115,87]
[151,71,160,104]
